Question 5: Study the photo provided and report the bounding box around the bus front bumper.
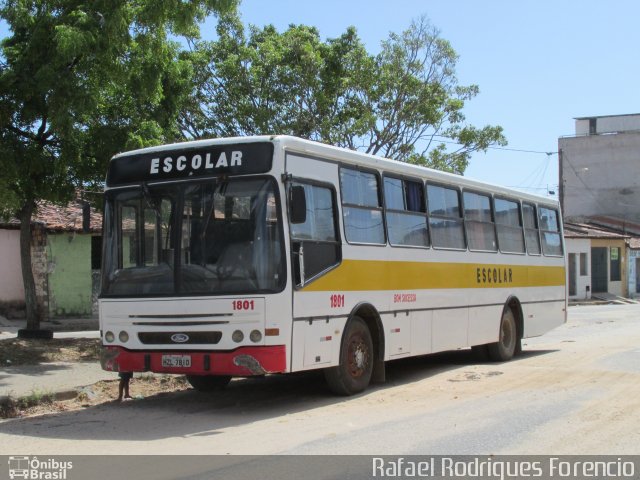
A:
[100,345,287,376]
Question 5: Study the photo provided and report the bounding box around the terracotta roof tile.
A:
[0,198,102,233]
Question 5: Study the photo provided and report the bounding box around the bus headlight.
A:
[105,331,115,343]
[249,330,262,343]
[232,330,244,343]
[119,331,129,343]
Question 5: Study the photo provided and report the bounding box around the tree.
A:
[0,0,237,335]
[362,15,506,173]
[180,13,375,144]
[181,13,506,174]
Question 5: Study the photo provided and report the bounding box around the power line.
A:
[431,135,557,156]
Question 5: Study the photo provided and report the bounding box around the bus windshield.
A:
[102,177,285,297]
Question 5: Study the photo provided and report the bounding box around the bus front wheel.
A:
[324,317,373,396]
[186,375,231,392]
[487,307,518,362]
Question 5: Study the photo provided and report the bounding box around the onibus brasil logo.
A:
[8,456,72,479]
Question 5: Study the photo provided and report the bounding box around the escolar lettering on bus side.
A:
[476,267,513,284]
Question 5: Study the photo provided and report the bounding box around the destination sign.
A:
[106,142,274,186]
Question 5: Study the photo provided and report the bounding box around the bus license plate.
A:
[161,355,192,368]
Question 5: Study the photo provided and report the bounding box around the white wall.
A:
[0,229,25,302]
[559,131,640,224]
[566,238,591,300]
[575,115,640,135]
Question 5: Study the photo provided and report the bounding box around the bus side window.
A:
[340,168,385,244]
[290,182,341,286]
[523,203,541,255]
[384,176,429,248]
[463,191,497,252]
[494,198,525,254]
[539,207,563,256]
[427,184,466,250]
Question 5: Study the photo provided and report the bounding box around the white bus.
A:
[100,135,566,395]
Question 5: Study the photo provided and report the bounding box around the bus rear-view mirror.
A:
[289,185,307,224]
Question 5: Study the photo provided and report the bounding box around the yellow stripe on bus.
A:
[301,260,566,292]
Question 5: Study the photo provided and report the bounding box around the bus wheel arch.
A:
[487,296,523,362]
[506,296,524,355]
[351,303,386,384]
[324,303,384,395]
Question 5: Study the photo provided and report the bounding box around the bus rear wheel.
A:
[324,317,373,396]
[186,375,231,392]
[487,307,518,361]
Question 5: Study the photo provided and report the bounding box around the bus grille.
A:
[137,332,222,345]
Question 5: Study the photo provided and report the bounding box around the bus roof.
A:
[109,135,558,206]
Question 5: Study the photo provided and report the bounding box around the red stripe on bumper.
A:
[100,345,287,376]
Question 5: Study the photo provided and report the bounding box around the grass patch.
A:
[0,375,192,419]
[1,390,56,418]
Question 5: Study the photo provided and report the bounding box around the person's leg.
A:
[118,377,125,401]
[124,377,131,399]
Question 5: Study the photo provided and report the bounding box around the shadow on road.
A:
[0,347,558,442]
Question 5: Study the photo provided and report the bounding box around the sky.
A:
[215,0,640,198]
[3,0,640,199]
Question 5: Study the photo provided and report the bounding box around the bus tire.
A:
[324,316,373,396]
[186,375,231,392]
[487,307,518,362]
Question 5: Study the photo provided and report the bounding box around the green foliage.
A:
[181,13,506,174]
[182,12,374,146]
[0,0,237,325]
[0,0,237,211]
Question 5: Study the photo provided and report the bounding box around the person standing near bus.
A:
[117,372,133,401]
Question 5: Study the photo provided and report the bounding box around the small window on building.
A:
[580,252,588,276]
[610,247,621,281]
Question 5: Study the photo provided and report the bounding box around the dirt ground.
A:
[2,306,640,455]
[0,337,101,365]
[0,337,190,418]
[2,374,191,419]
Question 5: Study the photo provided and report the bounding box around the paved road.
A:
[1,304,639,456]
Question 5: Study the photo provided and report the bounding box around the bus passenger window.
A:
[427,184,466,250]
[539,207,563,256]
[340,168,385,245]
[522,203,541,255]
[494,198,525,254]
[463,191,497,252]
[290,183,341,286]
[384,176,429,247]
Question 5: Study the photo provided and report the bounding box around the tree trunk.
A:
[18,201,40,330]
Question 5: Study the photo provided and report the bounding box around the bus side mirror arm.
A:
[289,186,307,224]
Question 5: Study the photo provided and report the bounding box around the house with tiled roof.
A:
[563,220,631,301]
[0,196,102,320]
[559,114,640,302]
